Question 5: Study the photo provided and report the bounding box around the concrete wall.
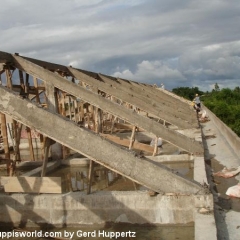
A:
[0,192,213,227]
[204,106,240,159]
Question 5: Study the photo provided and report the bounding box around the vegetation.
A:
[172,85,240,136]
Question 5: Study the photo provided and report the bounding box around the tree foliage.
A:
[172,87,204,100]
[172,86,240,136]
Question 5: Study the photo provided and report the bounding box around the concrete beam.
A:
[0,87,205,194]
[146,154,193,162]
[9,53,203,153]
[100,73,197,121]
[115,75,195,113]
[0,51,14,64]
[0,192,214,226]
[0,52,197,128]
[68,68,196,129]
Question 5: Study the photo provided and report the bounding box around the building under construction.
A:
[0,51,240,239]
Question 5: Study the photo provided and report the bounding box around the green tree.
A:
[172,85,240,137]
[214,83,220,92]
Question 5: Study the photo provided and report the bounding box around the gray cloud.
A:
[0,0,240,91]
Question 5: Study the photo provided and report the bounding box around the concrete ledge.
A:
[146,154,193,162]
[0,191,214,227]
[204,106,240,159]
[194,156,208,184]
[61,158,89,166]
[195,210,217,240]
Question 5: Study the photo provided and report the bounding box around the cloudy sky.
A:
[1,0,240,91]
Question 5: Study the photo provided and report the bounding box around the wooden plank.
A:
[0,176,62,193]
[100,133,154,153]
[104,121,144,131]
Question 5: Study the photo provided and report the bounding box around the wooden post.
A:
[87,160,94,194]
[45,83,57,112]
[33,77,40,104]
[129,126,136,150]
[0,113,10,159]
[105,169,109,187]
[132,181,137,190]
[72,99,77,122]
[80,102,84,122]
[18,70,25,95]
[152,136,158,156]
[26,127,35,161]
[45,83,62,160]
[94,107,102,133]
[41,138,50,177]
[60,93,69,159]
[5,69,13,89]
[40,134,45,161]
[13,121,22,161]
[110,116,117,134]
[68,96,72,120]
[25,73,29,98]
[54,88,60,114]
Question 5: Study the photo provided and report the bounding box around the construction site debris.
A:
[226,184,240,198]
[213,166,240,178]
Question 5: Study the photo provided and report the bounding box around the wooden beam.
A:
[1,176,62,193]
[100,133,154,153]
